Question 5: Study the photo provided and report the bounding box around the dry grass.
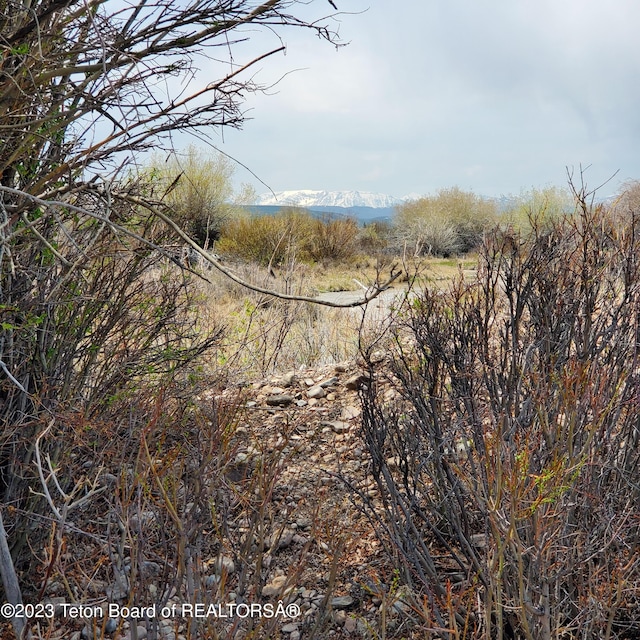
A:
[166,260,366,376]
[165,252,481,379]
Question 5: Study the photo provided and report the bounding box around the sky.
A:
[195,0,640,200]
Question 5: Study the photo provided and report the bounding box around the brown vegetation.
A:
[356,182,640,638]
[1,2,639,638]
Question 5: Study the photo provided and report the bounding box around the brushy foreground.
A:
[1,186,639,640]
[357,191,640,638]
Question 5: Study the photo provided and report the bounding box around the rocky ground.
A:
[24,355,425,640]
[207,355,409,640]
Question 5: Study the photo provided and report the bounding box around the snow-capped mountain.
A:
[257,190,406,209]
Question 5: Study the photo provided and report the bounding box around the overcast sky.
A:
[203,0,640,199]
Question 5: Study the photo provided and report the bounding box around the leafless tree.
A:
[1,1,336,196]
[0,3,403,637]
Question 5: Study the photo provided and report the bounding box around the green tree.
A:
[150,147,255,247]
[395,187,497,256]
[505,185,574,231]
[358,220,391,254]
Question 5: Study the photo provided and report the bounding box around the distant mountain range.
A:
[248,189,618,224]
[256,190,410,209]
[242,204,394,223]
[250,190,423,222]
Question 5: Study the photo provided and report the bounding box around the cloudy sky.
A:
[205,0,640,199]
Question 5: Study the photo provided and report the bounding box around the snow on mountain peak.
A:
[257,190,405,209]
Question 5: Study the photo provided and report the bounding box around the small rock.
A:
[282,622,299,633]
[446,572,467,583]
[383,388,397,401]
[205,575,218,587]
[386,455,401,469]
[212,555,236,575]
[334,610,347,625]
[319,376,339,388]
[345,373,370,390]
[295,399,308,407]
[370,350,386,363]
[307,386,325,399]
[470,533,487,548]
[392,586,416,615]
[328,421,349,434]
[106,574,129,600]
[268,528,295,550]
[245,401,257,408]
[130,626,148,640]
[129,510,155,530]
[331,595,354,609]
[98,472,118,486]
[44,580,64,595]
[344,616,357,633]
[105,618,118,633]
[266,394,294,407]
[341,405,361,420]
[304,378,315,387]
[282,372,297,387]
[262,575,291,597]
[140,560,162,575]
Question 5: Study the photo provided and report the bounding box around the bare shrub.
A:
[0,1,353,636]
[356,181,640,638]
[0,191,223,590]
[26,382,327,639]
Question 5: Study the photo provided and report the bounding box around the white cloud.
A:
[209,0,640,197]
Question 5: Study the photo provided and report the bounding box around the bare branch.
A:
[127,194,403,307]
[0,185,402,307]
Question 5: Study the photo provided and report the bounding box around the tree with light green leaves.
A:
[505,185,574,231]
[149,147,255,248]
[395,187,498,256]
